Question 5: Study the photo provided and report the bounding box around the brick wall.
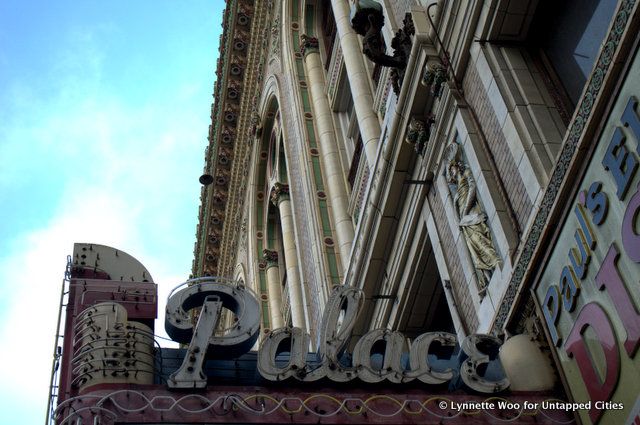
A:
[464,64,533,229]
[429,189,479,332]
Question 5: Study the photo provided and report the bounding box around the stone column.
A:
[330,0,381,168]
[301,35,354,273]
[262,249,284,329]
[271,183,307,330]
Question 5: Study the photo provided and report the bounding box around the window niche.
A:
[528,0,618,113]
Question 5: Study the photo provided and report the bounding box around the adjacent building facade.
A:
[49,1,640,424]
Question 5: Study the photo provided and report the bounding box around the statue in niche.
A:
[445,144,500,294]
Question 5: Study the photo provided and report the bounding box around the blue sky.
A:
[0,0,223,422]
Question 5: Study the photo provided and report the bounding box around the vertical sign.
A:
[534,53,640,424]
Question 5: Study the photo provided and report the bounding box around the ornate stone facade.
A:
[191,1,640,421]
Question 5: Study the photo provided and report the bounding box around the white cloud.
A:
[0,188,139,416]
[0,21,208,423]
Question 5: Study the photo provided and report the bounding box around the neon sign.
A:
[165,282,509,393]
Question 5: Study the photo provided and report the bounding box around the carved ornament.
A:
[421,62,447,99]
[405,116,435,155]
[262,249,279,266]
[270,182,290,206]
[300,34,319,56]
[351,4,414,95]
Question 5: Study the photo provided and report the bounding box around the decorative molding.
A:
[270,7,280,57]
[224,0,272,276]
[299,34,319,56]
[270,182,290,206]
[373,67,392,116]
[262,249,278,266]
[327,42,343,102]
[193,0,278,279]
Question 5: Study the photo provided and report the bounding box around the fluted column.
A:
[301,35,354,273]
[262,249,284,329]
[330,0,381,168]
[271,183,307,330]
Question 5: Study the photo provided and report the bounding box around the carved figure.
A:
[446,155,500,292]
[350,3,414,94]
[405,116,435,155]
[421,62,447,98]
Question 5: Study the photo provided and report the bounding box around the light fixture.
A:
[199,174,214,185]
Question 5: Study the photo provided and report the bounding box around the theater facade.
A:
[49,1,640,424]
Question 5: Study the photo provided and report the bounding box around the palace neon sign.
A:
[165,282,509,393]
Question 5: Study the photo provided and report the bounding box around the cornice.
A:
[218,0,276,277]
[193,0,276,278]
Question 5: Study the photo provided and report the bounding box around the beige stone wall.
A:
[463,59,533,229]
[202,0,624,344]
[341,0,568,335]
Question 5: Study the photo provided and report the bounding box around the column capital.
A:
[270,182,290,206]
[300,34,319,57]
[262,249,279,267]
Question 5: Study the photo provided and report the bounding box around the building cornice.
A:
[193,0,275,278]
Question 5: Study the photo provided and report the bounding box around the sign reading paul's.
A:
[534,54,640,424]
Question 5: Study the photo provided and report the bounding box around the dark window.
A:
[348,134,363,189]
[372,63,383,89]
[529,0,618,106]
[322,1,337,70]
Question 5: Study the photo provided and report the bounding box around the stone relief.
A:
[350,2,414,95]
[269,9,280,57]
[405,116,435,155]
[444,143,500,294]
[270,182,290,206]
[421,62,447,99]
